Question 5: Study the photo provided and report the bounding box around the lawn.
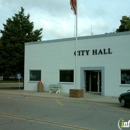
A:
[0,80,23,83]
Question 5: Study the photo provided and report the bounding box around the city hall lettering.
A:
[74,48,112,56]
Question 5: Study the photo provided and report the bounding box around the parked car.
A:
[118,90,130,107]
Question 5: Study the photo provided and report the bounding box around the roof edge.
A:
[25,31,130,45]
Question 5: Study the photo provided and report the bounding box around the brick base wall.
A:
[69,89,84,98]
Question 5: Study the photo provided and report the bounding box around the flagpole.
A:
[75,0,78,89]
[70,0,78,89]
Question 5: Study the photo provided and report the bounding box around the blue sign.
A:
[17,73,21,79]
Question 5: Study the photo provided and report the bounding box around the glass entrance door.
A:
[91,72,98,91]
[86,71,101,92]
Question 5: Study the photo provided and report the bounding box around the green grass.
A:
[0,80,23,83]
[0,87,24,90]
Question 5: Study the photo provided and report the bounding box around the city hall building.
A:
[24,31,130,97]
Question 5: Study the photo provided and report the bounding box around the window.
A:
[30,70,41,81]
[121,70,130,84]
[59,70,74,82]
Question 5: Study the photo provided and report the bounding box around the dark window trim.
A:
[29,70,41,81]
[59,70,74,83]
[121,69,130,85]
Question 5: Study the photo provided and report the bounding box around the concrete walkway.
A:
[0,90,119,104]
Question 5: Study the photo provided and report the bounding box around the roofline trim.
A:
[25,31,130,45]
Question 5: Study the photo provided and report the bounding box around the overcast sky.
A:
[0,0,130,40]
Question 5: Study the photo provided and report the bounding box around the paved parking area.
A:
[0,94,129,130]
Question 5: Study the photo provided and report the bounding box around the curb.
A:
[0,92,119,105]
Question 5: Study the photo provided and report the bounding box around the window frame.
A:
[59,70,74,83]
[29,70,41,82]
[120,69,130,86]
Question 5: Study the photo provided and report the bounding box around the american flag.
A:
[70,0,77,15]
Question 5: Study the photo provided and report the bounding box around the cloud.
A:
[0,0,130,40]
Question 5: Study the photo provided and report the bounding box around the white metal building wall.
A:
[24,31,130,97]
